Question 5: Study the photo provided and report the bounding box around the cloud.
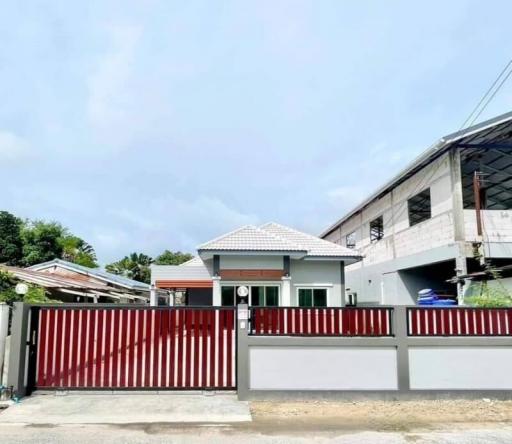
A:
[0,131,32,163]
[89,195,259,264]
[86,23,144,146]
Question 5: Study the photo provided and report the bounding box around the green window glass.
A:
[251,286,264,306]
[298,288,327,307]
[221,286,235,306]
[313,289,327,307]
[298,289,312,307]
[265,286,279,306]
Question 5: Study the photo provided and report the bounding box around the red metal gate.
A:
[34,306,236,390]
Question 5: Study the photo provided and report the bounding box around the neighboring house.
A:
[320,111,512,305]
[18,259,151,303]
[151,223,361,307]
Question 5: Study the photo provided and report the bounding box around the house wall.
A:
[324,152,457,304]
[289,260,343,306]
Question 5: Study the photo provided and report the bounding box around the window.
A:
[221,286,235,306]
[298,288,327,307]
[250,286,279,306]
[345,232,356,249]
[370,216,384,243]
[408,188,431,226]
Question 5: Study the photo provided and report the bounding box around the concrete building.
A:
[321,111,512,305]
[152,223,361,307]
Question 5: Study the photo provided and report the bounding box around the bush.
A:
[465,281,512,308]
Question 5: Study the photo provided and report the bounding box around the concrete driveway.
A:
[0,392,251,425]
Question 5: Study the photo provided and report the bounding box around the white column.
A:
[212,276,222,306]
[281,276,292,306]
[0,303,9,385]
[150,284,158,306]
[168,290,175,306]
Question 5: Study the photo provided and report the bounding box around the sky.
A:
[1,0,512,265]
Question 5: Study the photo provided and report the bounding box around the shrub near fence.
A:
[250,307,393,336]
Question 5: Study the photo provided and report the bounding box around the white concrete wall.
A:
[327,152,455,304]
[409,347,512,390]
[464,209,512,243]
[249,346,398,390]
[290,260,343,306]
[336,153,453,264]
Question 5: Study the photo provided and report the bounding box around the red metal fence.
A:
[250,307,393,336]
[35,307,236,390]
[408,307,512,336]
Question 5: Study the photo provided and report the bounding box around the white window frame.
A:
[295,286,330,307]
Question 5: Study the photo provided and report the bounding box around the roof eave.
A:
[198,249,307,260]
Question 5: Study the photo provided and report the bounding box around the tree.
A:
[105,252,153,284]
[0,211,23,265]
[20,221,65,266]
[60,236,98,268]
[20,220,98,268]
[154,250,193,265]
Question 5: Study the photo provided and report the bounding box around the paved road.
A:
[2,423,512,443]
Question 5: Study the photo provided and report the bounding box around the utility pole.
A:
[473,171,483,238]
[472,171,486,268]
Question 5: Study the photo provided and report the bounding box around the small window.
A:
[346,232,356,249]
[408,188,431,226]
[298,288,327,307]
[370,216,384,243]
[221,286,235,306]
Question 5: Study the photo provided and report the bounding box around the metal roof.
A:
[320,110,512,237]
[1,265,148,301]
[28,259,150,291]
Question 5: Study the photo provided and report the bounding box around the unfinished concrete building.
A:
[321,111,512,304]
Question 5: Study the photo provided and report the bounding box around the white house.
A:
[321,111,512,305]
[151,223,361,307]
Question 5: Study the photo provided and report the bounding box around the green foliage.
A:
[154,250,193,266]
[6,215,99,268]
[20,220,65,266]
[0,211,23,265]
[106,252,153,284]
[60,235,98,268]
[465,281,512,308]
[0,270,57,304]
[465,257,512,307]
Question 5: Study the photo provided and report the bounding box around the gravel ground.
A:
[250,399,512,431]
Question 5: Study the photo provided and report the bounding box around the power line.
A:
[460,58,512,131]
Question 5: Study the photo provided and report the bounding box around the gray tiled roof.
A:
[260,222,359,257]
[197,223,361,259]
[198,225,306,252]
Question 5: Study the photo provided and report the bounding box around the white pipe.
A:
[0,303,9,385]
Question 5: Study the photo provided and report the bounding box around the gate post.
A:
[236,304,250,400]
[7,302,31,398]
[393,305,410,393]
